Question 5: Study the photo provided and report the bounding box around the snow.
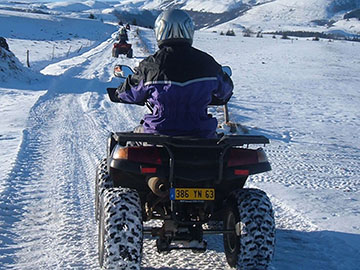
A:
[45,1,111,12]
[1,1,360,269]
[0,8,116,72]
[0,88,45,191]
[331,18,360,35]
[111,0,245,14]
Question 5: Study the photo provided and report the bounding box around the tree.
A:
[281,33,289,39]
[226,29,235,36]
[243,29,251,37]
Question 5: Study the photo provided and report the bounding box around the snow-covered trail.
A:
[1,27,360,270]
[1,93,101,268]
[0,30,143,269]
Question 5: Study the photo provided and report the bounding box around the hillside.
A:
[0,8,116,72]
[212,0,360,34]
[1,0,359,35]
[0,40,39,83]
[108,0,360,35]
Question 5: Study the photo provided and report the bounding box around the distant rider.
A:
[114,9,233,138]
[118,27,128,44]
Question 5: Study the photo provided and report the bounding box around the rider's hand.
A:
[114,65,124,77]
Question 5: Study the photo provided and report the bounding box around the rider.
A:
[118,27,128,44]
[114,9,233,138]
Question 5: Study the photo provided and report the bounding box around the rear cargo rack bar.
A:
[113,132,269,147]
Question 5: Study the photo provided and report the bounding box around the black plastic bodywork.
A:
[104,132,272,252]
[107,132,270,220]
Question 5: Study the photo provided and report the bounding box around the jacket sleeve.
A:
[115,60,151,105]
[211,68,234,105]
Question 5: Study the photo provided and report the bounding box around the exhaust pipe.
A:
[147,177,169,197]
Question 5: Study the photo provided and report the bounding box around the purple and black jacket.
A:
[115,43,233,138]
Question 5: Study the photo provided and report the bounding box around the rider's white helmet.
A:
[154,9,195,47]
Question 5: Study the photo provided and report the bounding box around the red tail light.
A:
[227,148,258,167]
[127,147,162,165]
[112,145,162,165]
[141,167,157,174]
[234,169,249,176]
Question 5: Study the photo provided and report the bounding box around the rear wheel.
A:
[126,48,133,58]
[112,47,119,58]
[223,188,275,269]
[98,187,143,270]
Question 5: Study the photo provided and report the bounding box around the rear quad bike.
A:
[112,42,133,58]
[95,65,276,270]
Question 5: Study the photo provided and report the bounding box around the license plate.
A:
[170,188,215,201]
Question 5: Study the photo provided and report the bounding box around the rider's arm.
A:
[211,69,234,105]
[115,62,149,106]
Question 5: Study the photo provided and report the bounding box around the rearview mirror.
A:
[222,66,232,77]
[114,64,134,78]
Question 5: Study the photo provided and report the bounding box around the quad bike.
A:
[95,65,275,270]
[112,42,133,58]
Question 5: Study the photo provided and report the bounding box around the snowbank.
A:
[0,44,37,83]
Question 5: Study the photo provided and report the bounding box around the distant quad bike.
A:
[112,42,133,58]
[95,65,276,270]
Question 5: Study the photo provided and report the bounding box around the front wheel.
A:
[98,187,143,270]
[223,188,275,269]
[95,158,113,221]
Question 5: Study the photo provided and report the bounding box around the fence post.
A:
[67,46,71,57]
[52,44,55,60]
[26,50,30,67]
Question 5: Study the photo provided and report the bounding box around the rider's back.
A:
[139,43,227,137]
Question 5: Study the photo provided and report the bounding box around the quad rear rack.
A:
[113,132,269,147]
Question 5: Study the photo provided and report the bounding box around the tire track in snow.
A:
[0,83,144,269]
[0,93,105,269]
[251,141,360,192]
[141,221,230,269]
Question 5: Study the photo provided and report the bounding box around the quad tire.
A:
[112,47,119,58]
[98,187,143,270]
[223,188,275,270]
[126,48,133,58]
[95,158,113,221]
